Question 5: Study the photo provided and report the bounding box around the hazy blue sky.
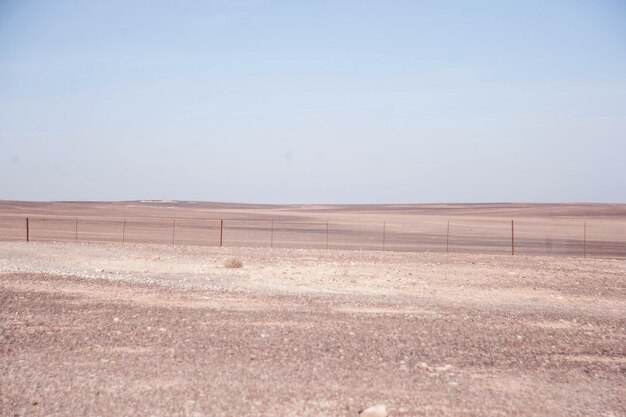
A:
[1,0,625,203]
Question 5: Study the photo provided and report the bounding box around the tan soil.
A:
[1,240,625,417]
[2,201,626,258]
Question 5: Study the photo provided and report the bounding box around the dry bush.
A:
[224,258,243,269]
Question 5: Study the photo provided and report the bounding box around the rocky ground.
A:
[1,241,625,416]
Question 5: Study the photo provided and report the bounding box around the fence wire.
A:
[1,215,625,258]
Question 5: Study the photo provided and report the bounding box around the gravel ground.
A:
[1,242,625,417]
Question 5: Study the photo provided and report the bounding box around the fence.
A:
[1,215,625,258]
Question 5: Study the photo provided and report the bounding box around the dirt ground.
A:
[2,201,626,257]
[1,241,625,417]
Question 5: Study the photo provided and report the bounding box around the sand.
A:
[1,201,625,257]
[1,238,625,416]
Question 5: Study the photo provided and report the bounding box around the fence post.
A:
[26,217,29,242]
[122,219,126,244]
[511,220,515,256]
[171,219,176,245]
[583,221,587,258]
[270,220,274,248]
[382,221,386,251]
[219,219,224,247]
[326,221,329,250]
[446,221,450,253]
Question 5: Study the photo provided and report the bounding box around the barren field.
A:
[1,201,626,257]
[1,239,625,417]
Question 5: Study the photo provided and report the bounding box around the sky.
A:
[1,0,625,204]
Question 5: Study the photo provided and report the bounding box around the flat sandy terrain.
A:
[1,240,625,416]
[1,201,626,257]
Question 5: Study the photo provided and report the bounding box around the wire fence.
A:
[1,215,625,258]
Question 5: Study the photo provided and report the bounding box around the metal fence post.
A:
[382,221,386,251]
[446,221,450,253]
[583,220,587,258]
[511,220,515,256]
[26,217,29,242]
[326,221,329,250]
[171,219,176,245]
[220,219,224,247]
[122,219,126,244]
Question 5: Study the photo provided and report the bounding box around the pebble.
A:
[360,404,387,417]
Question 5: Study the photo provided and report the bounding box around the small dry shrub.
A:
[224,258,243,269]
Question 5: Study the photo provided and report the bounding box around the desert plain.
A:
[1,202,625,416]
